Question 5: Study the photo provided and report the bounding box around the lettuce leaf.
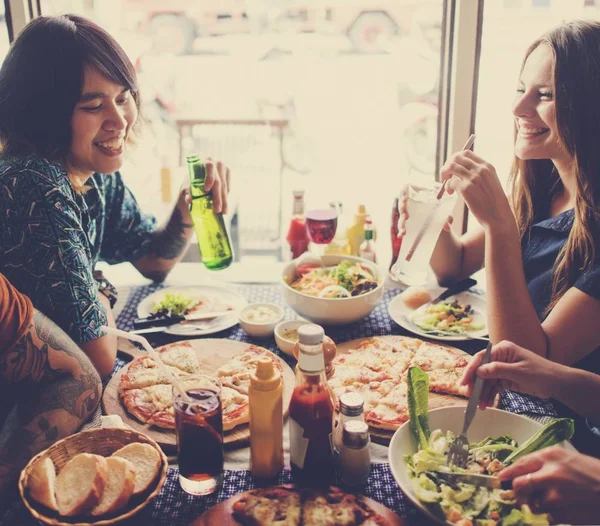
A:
[504,418,574,465]
[407,367,431,450]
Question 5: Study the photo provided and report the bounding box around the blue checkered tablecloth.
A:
[0,282,558,526]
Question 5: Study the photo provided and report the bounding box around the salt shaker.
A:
[338,420,371,487]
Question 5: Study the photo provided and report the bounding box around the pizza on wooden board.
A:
[329,336,473,431]
[231,486,391,526]
[118,341,282,431]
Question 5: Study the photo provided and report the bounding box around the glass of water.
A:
[391,183,456,286]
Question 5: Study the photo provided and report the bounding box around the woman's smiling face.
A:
[512,44,570,165]
[69,66,137,178]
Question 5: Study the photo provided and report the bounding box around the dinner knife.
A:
[132,311,232,331]
[432,471,510,490]
[430,277,477,305]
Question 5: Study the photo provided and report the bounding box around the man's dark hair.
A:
[0,15,140,162]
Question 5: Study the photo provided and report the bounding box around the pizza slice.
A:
[232,487,301,526]
[156,341,201,373]
[221,385,250,431]
[365,382,410,431]
[216,346,282,389]
[219,371,252,395]
[301,488,374,526]
[119,356,187,391]
[147,406,176,429]
[410,342,471,372]
[426,365,470,397]
[120,383,173,425]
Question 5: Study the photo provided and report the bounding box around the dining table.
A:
[0,261,559,526]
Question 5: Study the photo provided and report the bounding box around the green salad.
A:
[151,293,199,316]
[404,368,574,525]
[411,300,485,335]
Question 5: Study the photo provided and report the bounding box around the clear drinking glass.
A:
[173,374,224,495]
[391,182,456,286]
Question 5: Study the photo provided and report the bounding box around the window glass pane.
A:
[0,2,8,66]
[475,0,599,193]
[42,0,444,264]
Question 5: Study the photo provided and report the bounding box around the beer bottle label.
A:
[289,418,309,469]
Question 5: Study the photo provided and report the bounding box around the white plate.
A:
[389,406,576,526]
[137,285,248,336]
[388,290,487,341]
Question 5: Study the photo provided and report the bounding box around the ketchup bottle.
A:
[288,324,335,486]
[286,190,310,259]
[390,196,402,271]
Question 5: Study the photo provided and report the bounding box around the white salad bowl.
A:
[388,406,576,526]
[238,303,284,338]
[281,254,384,326]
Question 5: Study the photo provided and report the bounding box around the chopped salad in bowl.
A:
[288,260,380,299]
[390,368,575,526]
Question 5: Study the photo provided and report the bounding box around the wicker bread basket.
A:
[18,428,168,526]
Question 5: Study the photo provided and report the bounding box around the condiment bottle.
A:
[286,190,310,260]
[346,204,367,256]
[249,357,283,480]
[187,154,233,270]
[333,392,365,457]
[338,421,371,487]
[390,196,402,271]
[292,335,337,380]
[359,216,377,262]
[289,324,335,486]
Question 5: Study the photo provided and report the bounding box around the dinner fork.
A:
[447,341,493,468]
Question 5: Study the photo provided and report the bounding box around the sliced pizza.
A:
[410,342,471,372]
[426,366,470,397]
[156,341,201,373]
[120,383,173,424]
[301,488,373,526]
[119,355,186,390]
[221,386,250,431]
[147,406,176,429]
[364,382,410,431]
[232,487,301,526]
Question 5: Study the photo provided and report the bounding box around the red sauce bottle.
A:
[288,324,335,486]
[286,190,310,259]
[390,196,402,271]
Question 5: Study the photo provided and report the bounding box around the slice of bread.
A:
[27,457,58,511]
[55,453,108,516]
[90,457,135,517]
[112,443,161,496]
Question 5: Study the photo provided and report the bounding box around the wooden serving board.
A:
[190,484,407,526]
[335,336,468,446]
[103,338,295,452]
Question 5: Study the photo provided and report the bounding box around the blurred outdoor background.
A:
[1,0,599,266]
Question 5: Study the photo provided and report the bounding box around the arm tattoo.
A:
[149,206,193,261]
[0,311,101,492]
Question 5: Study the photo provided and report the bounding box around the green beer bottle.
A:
[186,154,233,270]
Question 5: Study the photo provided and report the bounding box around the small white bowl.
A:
[238,303,284,338]
[274,320,310,356]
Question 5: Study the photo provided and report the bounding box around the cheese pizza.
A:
[118,341,282,432]
[329,336,473,431]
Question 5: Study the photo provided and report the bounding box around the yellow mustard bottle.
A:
[346,204,367,256]
[249,357,284,480]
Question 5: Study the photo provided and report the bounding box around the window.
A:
[475,0,600,191]
[40,0,445,265]
[0,2,8,66]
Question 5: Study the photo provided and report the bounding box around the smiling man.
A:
[0,15,230,378]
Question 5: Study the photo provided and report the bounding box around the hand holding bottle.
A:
[181,158,231,214]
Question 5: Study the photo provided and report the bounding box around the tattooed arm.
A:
[0,310,102,495]
[133,159,231,282]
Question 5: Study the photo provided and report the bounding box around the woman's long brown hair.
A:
[508,21,600,317]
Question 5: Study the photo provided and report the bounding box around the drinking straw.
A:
[436,134,476,199]
[101,325,193,403]
[406,134,476,262]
